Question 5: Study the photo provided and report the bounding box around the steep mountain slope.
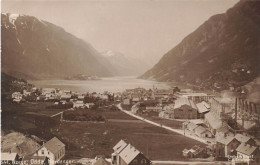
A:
[101,50,151,76]
[141,0,260,90]
[1,13,116,79]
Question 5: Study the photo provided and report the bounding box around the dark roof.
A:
[43,137,65,154]
[236,143,257,156]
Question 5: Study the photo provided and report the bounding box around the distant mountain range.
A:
[101,50,151,76]
[1,13,116,80]
[140,0,260,90]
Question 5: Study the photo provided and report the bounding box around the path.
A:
[117,103,208,144]
[50,109,73,118]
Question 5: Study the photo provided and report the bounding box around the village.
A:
[2,79,260,165]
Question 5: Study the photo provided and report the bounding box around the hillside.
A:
[1,13,116,79]
[140,0,260,90]
[101,50,151,76]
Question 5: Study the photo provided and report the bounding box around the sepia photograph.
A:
[1,0,260,165]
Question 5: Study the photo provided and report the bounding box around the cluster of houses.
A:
[2,139,152,165]
[1,137,66,165]
[121,87,260,164]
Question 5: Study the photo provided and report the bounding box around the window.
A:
[48,151,50,155]
[42,150,44,155]
[141,159,147,164]
[132,159,138,164]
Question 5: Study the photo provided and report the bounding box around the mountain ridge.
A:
[140,0,260,90]
[1,13,116,80]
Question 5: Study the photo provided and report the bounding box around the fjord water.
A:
[31,77,170,93]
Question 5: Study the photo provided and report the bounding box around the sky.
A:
[2,0,239,65]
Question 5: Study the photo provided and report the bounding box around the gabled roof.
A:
[43,137,65,154]
[194,126,208,134]
[113,140,127,154]
[196,102,210,113]
[174,98,197,109]
[216,136,237,145]
[1,153,18,161]
[235,134,252,143]
[205,112,222,129]
[119,144,140,164]
[236,143,257,156]
[187,122,198,131]
[216,125,230,134]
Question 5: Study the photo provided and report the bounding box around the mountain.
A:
[101,50,151,76]
[1,13,116,80]
[140,0,260,90]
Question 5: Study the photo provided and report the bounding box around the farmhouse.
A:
[215,136,241,158]
[194,126,213,138]
[111,140,150,165]
[34,137,65,165]
[173,98,198,119]
[236,143,260,164]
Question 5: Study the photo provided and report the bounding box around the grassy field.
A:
[2,101,205,161]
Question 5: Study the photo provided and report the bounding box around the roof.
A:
[216,125,230,134]
[235,134,252,143]
[119,144,140,164]
[205,112,222,129]
[43,137,65,154]
[174,97,197,109]
[216,136,236,145]
[187,122,198,131]
[113,140,127,154]
[93,158,110,165]
[22,156,48,165]
[196,102,210,113]
[236,143,257,156]
[1,153,18,161]
[194,126,208,134]
[201,101,210,109]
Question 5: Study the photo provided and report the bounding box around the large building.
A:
[111,140,151,165]
[34,137,65,165]
[173,98,198,119]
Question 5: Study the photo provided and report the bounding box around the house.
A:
[1,152,20,165]
[34,137,65,165]
[73,101,85,108]
[12,92,23,100]
[196,102,210,118]
[236,143,260,164]
[215,136,241,158]
[85,103,95,109]
[182,145,207,158]
[215,125,234,139]
[22,156,49,165]
[173,98,198,119]
[111,140,150,165]
[186,122,198,132]
[42,88,56,95]
[60,94,71,100]
[23,90,31,96]
[194,126,213,138]
[77,95,85,100]
[235,134,256,146]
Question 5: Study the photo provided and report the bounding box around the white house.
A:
[235,143,259,164]
[1,152,19,165]
[73,101,85,108]
[34,137,65,165]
